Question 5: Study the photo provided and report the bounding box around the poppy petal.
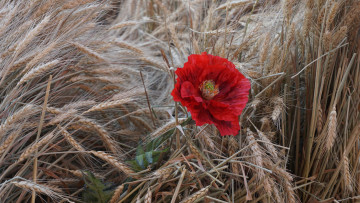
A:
[171,52,250,136]
[180,81,203,102]
[214,118,240,136]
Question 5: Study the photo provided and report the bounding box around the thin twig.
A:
[139,71,156,127]
[31,75,52,203]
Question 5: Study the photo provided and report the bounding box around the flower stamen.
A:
[200,80,219,100]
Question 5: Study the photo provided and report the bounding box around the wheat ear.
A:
[85,98,132,113]
[144,188,152,203]
[77,118,118,154]
[0,104,37,136]
[12,181,60,197]
[179,186,210,203]
[60,127,85,152]
[110,184,124,203]
[90,151,136,177]
[14,16,50,56]
[0,130,19,157]
[18,132,55,163]
[18,60,59,85]
[71,42,106,62]
[23,41,58,74]
[325,106,337,151]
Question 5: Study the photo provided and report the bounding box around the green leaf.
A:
[145,151,154,164]
[126,160,144,171]
[82,171,114,203]
[128,117,192,172]
[135,154,147,169]
[136,145,145,156]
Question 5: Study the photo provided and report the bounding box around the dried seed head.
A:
[317,106,324,133]
[343,153,353,192]
[90,151,136,177]
[144,188,152,203]
[154,167,174,179]
[326,106,337,151]
[326,2,339,31]
[180,186,210,203]
[110,184,124,203]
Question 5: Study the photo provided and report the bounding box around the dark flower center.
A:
[199,80,219,100]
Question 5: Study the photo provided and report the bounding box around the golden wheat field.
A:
[0,0,359,202]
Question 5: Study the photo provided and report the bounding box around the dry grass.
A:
[0,0,359,202]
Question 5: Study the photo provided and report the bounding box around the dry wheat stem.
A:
[170,167,186,203]
[32,75,52,203]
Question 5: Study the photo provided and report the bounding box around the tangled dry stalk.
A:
[0,0,359,202]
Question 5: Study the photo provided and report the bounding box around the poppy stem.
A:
[172,70,180,150]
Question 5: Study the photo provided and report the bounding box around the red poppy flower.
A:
[171,52,251,136]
